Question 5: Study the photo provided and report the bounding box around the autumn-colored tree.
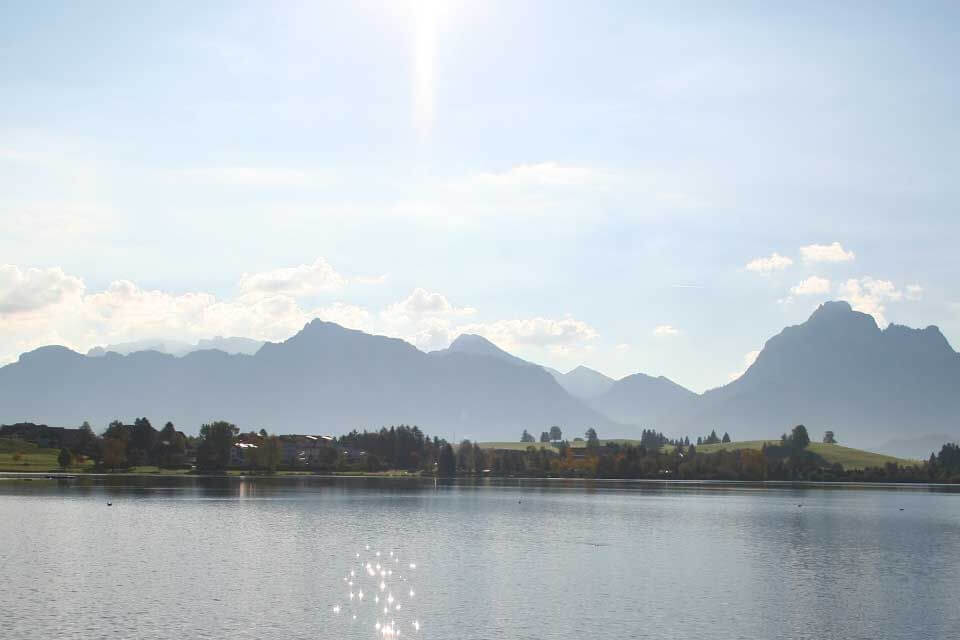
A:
[102,438,127,470]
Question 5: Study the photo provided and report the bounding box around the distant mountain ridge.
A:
[547,366,615,400]
[589,372,698,427]
[1,301,957,453]
[0,321,614,440]
[87,336,264,357]
[686,301,960,449]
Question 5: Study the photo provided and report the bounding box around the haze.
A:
[2,1,959,392]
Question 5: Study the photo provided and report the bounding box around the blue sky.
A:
[1,0,958,391]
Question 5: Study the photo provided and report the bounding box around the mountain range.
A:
[86,336,264,357]
[1,301,957,455]
[0,321,612,441]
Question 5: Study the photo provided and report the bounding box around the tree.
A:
[520,429,535,443]
[540,431,550,443]
[585,427,599,449]
[783,424,810,451]
[254,435,283,473]
[197,421,239,472]
[76,421,97,457]
[722,432,731,444]
[823,430,837,444]
[437,443,456,476]
[156,421,186,467]
[549,426,563,442]
[58,447,73,470]
[102,437,127,470]
[129,417,158,466]
[103,420,129,441]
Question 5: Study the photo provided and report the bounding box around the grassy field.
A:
[694,440,916,470]
[477,439,645,452]
[0,438,94,473]
[477,438,915,471]
[476,442,561,452]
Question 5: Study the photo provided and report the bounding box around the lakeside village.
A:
[2,420,960,483]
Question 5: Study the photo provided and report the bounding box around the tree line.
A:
[18,419,960,483]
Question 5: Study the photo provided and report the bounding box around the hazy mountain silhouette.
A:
[589,373,698,427]
[548,366,616,400]
[440,334,533,368]
[0,321,613,440]
[3,301,957,450]
[687,301,960,449]
[87,336,264,357]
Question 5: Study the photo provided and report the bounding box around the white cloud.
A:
[838,277,903,327]
[800,242,855,263]
[746,252,793,272]
[458,316,598,354]
[238,258,347,299]
[0,264,85,313]
[0,260,601,366]
[906,284,923,301]
[653,324,680,337]
[728,349,760,382]
[614,343,630,353]
[382,288,475,321]
[790,276,831,296]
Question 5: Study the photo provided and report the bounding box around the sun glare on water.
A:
[331,545,422,638]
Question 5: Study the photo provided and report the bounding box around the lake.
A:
[1,476,958,639]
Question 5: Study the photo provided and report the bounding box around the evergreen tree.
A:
[585,427,600,448]
[437,443,456,476]
[58,447,73,470]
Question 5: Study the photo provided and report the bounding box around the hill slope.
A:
[694,440,916,470]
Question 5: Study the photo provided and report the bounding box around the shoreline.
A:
[2,470,958,490]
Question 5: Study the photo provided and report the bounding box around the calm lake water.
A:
[1,476,958,640]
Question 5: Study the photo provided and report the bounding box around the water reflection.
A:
[1,476,958,639]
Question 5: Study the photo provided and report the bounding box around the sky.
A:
[1,0,958,392]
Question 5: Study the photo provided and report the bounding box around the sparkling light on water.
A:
[333,545,422,636]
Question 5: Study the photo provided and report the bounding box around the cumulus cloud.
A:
[790,276,831,296]
[0,264,85,313]
[238,258,347,298]
[385,288,474,317]
[800,242,855,263]
[0,261,600,366]
[653,324,680,337]
[838,277,903,327]
[745,252,793,272]
[458,316,598,354]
